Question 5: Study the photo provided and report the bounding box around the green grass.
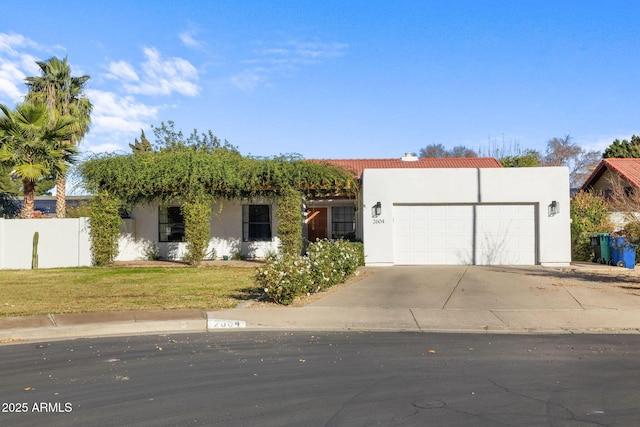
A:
[0,266,259,317]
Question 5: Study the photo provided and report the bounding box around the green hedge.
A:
[255,239,365,305]
[89,191,122,266]
[182,197,212,266]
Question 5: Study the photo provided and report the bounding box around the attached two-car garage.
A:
[361,167,570,267]
[392,204,536,265]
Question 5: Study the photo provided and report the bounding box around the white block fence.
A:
[0,218,92,269]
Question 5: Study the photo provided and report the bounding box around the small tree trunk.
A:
[56,176,66,218]
[21,180,36,219]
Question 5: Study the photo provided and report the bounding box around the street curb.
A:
[2,312,640,344]
[0,319,208,343]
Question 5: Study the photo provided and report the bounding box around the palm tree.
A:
[25,56,92,218]
[0,103,77,218]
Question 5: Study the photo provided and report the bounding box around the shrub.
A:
[66,201,91,218]
[182,196,212,266]
[277,187,303,257]
[570,191,613,261]
[255,239,364,305]
[255,255,312,305]
[89,191,122,266]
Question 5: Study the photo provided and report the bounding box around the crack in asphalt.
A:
[488,379,608,426]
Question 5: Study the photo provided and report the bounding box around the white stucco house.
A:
[114,154,570,267]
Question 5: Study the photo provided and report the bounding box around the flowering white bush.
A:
[255,239,364,305]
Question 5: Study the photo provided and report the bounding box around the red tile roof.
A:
[581,158,640,190]
[308,157,502,178]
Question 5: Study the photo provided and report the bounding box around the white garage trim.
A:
[392,204,536,265]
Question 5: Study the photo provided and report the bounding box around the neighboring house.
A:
[580,158,640,196]
[580,158,640,228]
[116,154,571,266]
[10,196,91,218]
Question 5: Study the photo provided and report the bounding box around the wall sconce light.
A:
[548,201,559,217]
[372,201,382,218]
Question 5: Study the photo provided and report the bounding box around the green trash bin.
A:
[598,233,612,264]
[590,235,602,263]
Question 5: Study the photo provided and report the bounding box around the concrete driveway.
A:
[309,265,640,311]
[274,264,640,333]
[205,264,640,333]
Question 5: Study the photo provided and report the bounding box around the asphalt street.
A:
[1,331,640,426]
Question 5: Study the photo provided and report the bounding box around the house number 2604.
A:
[373,218,385,224]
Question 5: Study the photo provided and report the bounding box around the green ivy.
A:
[277,186,303,257]
[182,196,212,266]
[89,191,122,266]
[79,150,359,204]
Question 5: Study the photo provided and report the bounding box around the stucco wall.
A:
[115,199,280,261]
[0,218,92,269]
[361,167,571,266]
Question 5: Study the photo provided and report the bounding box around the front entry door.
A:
[307,207,328,242]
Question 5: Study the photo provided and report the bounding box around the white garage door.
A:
[393,204,535,265]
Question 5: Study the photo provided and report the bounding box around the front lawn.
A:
[0,266,258,317]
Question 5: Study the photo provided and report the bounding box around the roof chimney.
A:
[401,152,418,162]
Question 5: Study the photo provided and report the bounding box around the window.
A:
[243,205,272,241]
[625,186,634,197]
[159,206,185,242]
[331,206,356,240]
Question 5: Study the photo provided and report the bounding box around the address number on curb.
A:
[208,319,247,329]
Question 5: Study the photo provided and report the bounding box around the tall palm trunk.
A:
[21,180,36,219]
[55,139,71,218]
[56,175,66,218]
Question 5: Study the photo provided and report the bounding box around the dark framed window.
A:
[159,206,185,242]
[243,205,272,241]
[331,206,356,240]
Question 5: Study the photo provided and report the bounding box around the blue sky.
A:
[1,1,640,160]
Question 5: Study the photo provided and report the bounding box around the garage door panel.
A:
[393,204,536,266]
[393,205,473,265]
[475,205,535,265]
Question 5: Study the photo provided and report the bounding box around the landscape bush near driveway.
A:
[256,240,364,305]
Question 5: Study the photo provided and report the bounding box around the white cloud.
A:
[87,89,158,135]
[253,40,348,63]
[0,60,26,101]
[79,89,160,154]
[285,41,349,60]
[106,60,139,82]
[0,34,43,104]
[232,39,349,92]
[230,68,271,92]
[179,30,203,49]
[118,47,199,96]
[82,141,123,154]
[0,33,38,55]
